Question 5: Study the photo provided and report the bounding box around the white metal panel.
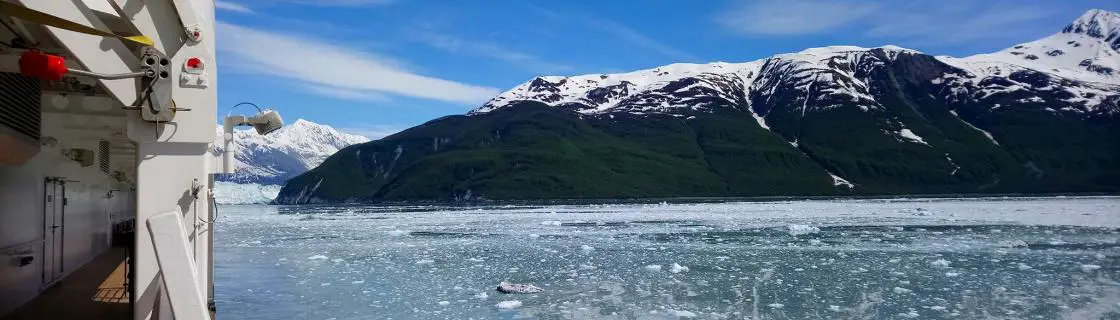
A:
[124,0,217,144]
[146,211,209,320]
[132,141,210,320]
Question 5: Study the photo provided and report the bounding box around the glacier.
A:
[212,119,369,204]
[212,181,282,205]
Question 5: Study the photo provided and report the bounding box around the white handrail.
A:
[147,210,210,320]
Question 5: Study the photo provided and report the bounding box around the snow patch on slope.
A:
[895,129,930,146]
[829,172,856,189]
[949,110,1000,146]
[945,154,960,176]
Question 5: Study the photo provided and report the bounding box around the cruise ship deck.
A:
[1,1,223,318]
[2,248,130,320]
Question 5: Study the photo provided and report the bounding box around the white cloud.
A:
[215,1,254,14]
[217,22,501,105]
[410,32,574,73]
[305,85,391,103]
[339,124,407,139]
[717,0,879,35]
[716,0,1054,46]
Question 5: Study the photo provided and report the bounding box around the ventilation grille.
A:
[98,140,110,174]
[0,72,41,140]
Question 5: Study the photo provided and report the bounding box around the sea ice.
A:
[931,259,952,268]
[495,300,522,309]
[496,282,543,294]
[670,263,690,273]
[669,309,697,318]
[307,255,328,260]
[645,264,663,271]
[787,224,820,236]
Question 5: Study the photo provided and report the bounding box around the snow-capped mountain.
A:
[277,9,1120,204]
[474,9,1119,120]
[214,119,369,185]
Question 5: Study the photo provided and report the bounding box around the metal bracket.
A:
[136,47,175,122]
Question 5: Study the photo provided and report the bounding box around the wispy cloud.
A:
[410,31,574,73]
[305,85,391,103]
[716,0,879,35]
[716,0,1055,46]
[866,4,1050,45]
[269,0,394,7]
[217,22,500,105]
[215,1,254,14]
[525,4,698,62]
[583,18,699,62]
[339,124,408,139]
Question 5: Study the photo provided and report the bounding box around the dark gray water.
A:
[214,197,1120,319]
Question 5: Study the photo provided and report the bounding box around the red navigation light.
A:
[186,57,202,69]
[19,51,67,81]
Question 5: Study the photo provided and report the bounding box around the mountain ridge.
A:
[476,9,1119,118]
[275,9,1120,204]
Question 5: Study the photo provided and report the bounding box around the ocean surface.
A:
[214,197,1120,319]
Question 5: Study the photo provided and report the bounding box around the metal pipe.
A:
[66,68,152,80]
[221,116,245,174]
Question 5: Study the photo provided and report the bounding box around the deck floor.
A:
[2,248,130,320]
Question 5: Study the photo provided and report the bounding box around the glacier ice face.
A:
[212,181,282,204]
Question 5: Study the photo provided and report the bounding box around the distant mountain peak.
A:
[1064,9,1120,44]
[214,119,369,185]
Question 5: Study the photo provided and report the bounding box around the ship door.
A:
[42,177,66,286]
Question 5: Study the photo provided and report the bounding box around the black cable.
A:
[230,102,263,114]
[0,40,12,48]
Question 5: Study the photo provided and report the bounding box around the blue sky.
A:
[214,0,1119,138]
